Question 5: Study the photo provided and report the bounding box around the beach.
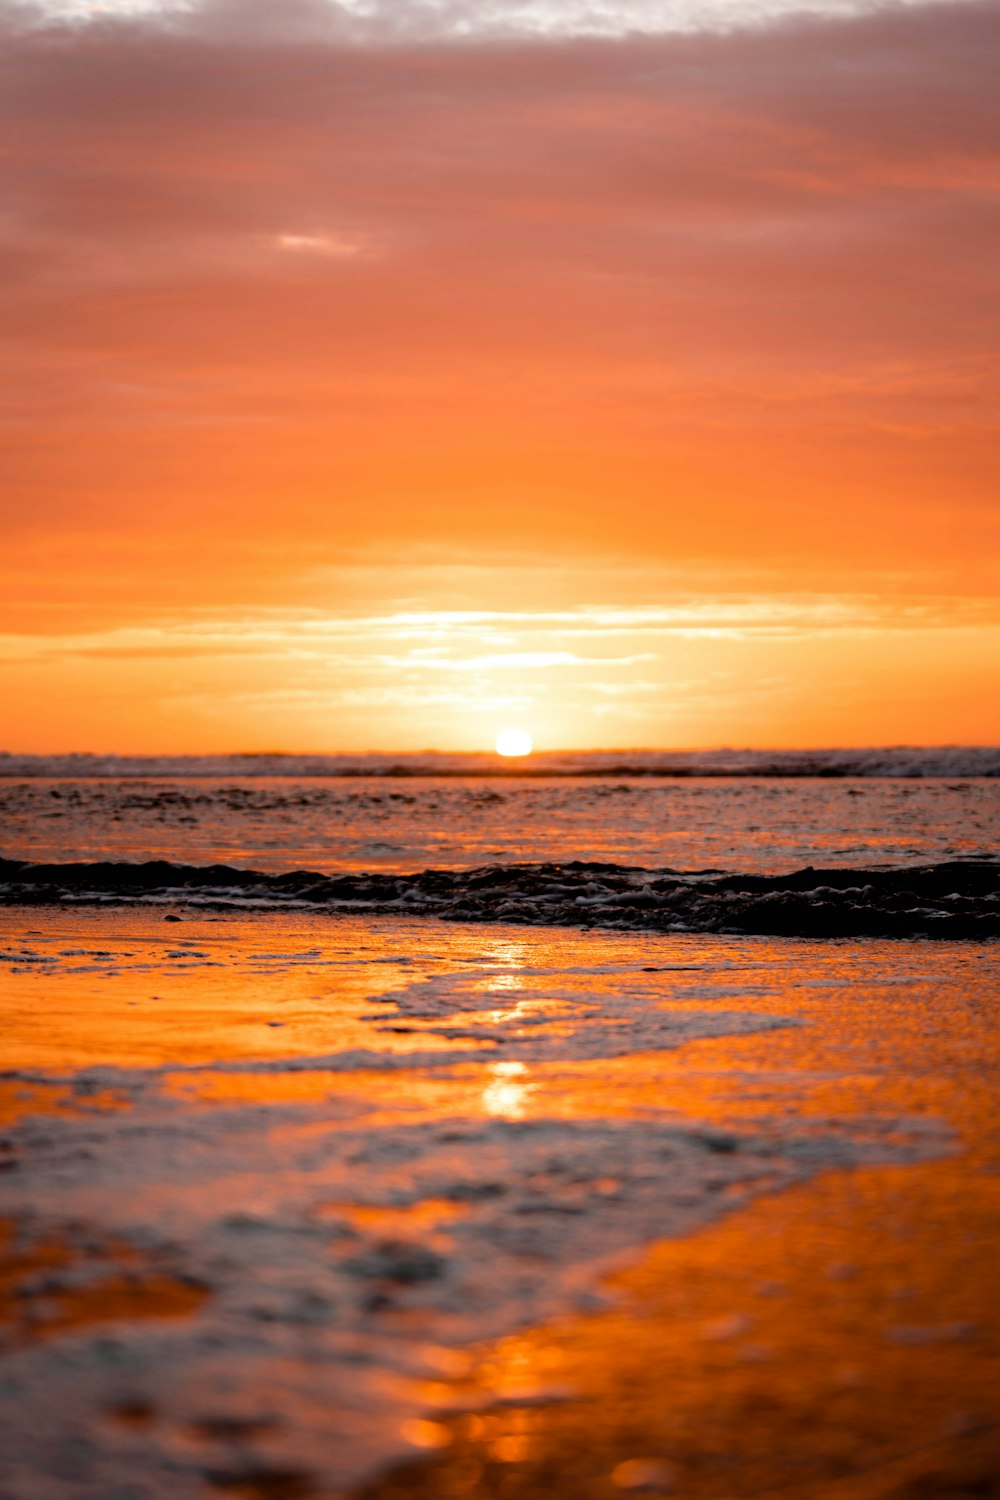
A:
[2,877,998,1497]
[6,0,999,1486]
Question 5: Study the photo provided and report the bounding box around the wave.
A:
[2,857,997,939]
[1,746,998,779]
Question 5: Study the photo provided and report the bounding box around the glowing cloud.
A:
[17,0,977,39]
[0,0,997,751]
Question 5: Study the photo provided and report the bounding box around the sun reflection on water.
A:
[482,1062,530,1119]
[481,973,525,993]
[482,941,531,969]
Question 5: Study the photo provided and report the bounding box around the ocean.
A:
[2,748,998,937]
[1,749,998,1497]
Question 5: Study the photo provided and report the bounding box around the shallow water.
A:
[2,751,998,1495]
[3,774,998,873]
[2,909,997,1497]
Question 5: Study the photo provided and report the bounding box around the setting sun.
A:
[495,728,533,758]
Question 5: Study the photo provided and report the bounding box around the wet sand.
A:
[361,1004,1000,1498]
[1,910,997,1497]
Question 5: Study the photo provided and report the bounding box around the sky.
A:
[1,0,998,752]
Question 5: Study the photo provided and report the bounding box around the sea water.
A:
[1,749,998,874]
[1,749,998,1495]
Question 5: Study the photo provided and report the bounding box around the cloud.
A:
[4,596,997,749]
[12,0,979,43]
[0,0,996,612]
[4,595,998,667]
[276,232,371,257]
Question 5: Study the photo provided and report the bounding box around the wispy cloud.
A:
[276,231,373,258]
[3,592,997,748]
[16,0,976,42]
[3,596,998,665]
[1,0,997,750]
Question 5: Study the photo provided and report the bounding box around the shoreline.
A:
[1,910,998,1497]
[357,1152,1000,1500]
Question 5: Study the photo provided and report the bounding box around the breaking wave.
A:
[2,746,998,778]
[2,857,997,939]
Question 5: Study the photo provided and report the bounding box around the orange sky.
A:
[1,0,998,752]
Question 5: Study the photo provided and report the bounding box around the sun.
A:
[495,728,533,758]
